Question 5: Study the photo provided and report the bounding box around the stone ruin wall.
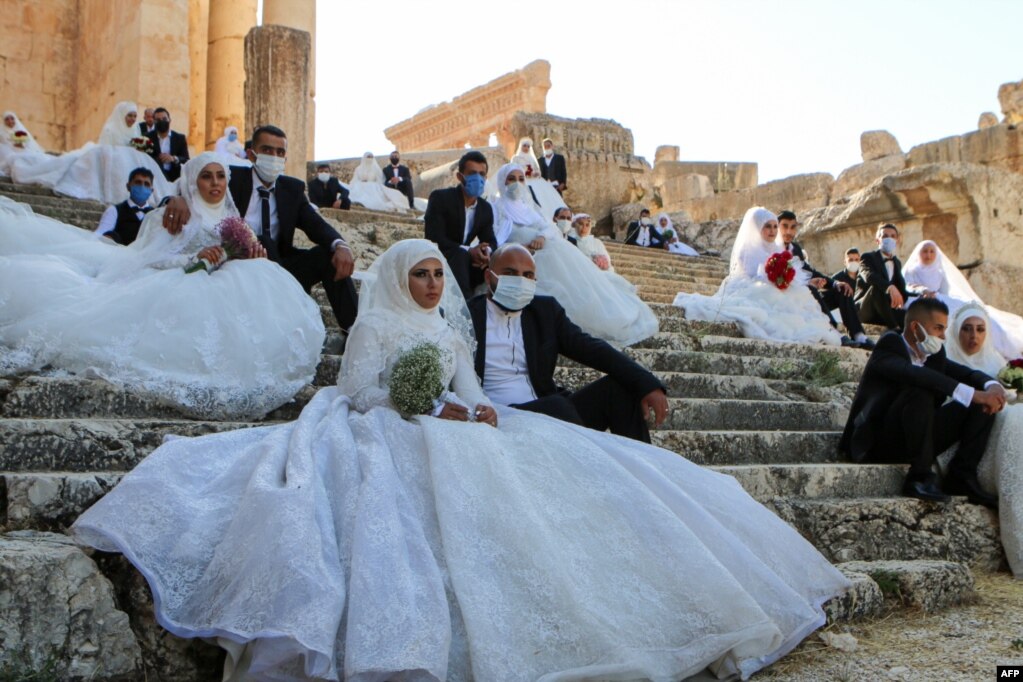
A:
[384,60,552,154]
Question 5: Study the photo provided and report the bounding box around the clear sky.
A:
[306,0,1022,183]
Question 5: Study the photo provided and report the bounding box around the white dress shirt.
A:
[158,134,172,171]
[461,201,477,251]
[95,200,149,235]
[483,298,537,406]
[900,334,998,407]
[637,225,651,247]
[884,254,896,281]
[245,170,280,241]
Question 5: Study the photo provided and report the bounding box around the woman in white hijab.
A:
[674,207,842,345]
[9,100,172,204]
[504,136,566,223]
[73,237,850,682]
[0,151,324,419]
[495,162,658,346]
[570,212,615,272]
[0,111,46,177]
[346,151,411,213]
[942,302,1023,577]
[213,125,248,161]
[658,212,700,256]
[904,239,1023,359]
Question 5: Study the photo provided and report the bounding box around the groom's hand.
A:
[641,389,669,428]
[973,386,1006,415]
[162,197,191,235]
[331,244,355,280]
[438,402,469,422]
[474,404,498,427]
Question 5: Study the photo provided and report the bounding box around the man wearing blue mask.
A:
[95,167,156,245]
[468,243,669,443]
[424,150,498,298]
[841,297,1005,506]
[854,223,914,331]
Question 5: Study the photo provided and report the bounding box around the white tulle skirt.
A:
[9,142,175,204]
[73,388,851,681]
[0,199,324,419]
[675,275,842,346]
[347,180,410,213]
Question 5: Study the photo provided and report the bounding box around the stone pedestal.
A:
[244,25,310,179]
[206,0,256,149]
[654,145,680,164]
[262,0,316,160]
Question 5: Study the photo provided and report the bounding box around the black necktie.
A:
[257,186,273,246]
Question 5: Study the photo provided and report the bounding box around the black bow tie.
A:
[883,256,895,261]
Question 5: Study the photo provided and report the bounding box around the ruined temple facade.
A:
[0,0,316,158]
[384,60,552,154]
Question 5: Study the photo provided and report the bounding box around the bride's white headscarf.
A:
[946,301,1007,375]
[511,137,540,174]
[2,111,43,152]
[353,152,382,183]
[349,238,476,359]
[903,239,981,301]
[494,162,546,245]
[98,101,140,146]
[656,213,674,237]
[729,207,780,279]
[213,125,245,159]
[100,152,239,279]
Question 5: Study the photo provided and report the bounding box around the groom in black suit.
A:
[146,107,190,182]
[840,297,1005,506]
[161,125,358,331]
[468,244,669,443]
[382,151,415,209]
[855,223,913,331]
[424,150,497,298]
[538,138,567,194]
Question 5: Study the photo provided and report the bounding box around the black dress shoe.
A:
[840,335,857,347]
[944,475,998,509]
[857,338,876,351]
[901,477,951,503]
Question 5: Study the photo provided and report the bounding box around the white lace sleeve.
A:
[449,332,490,409]
[336,323,393,412]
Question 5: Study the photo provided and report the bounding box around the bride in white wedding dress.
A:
[346,151,410,213]
[904,239,1023,360]
[72,238,850,681]
[8,100,173,204]
[509,136,566,220]
[0,111,47,177]
[494,162,658,346]
[944,302,1023,577]
[674,206,842,346]
[0,152,324,419]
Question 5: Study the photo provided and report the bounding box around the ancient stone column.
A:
[244,25,310,179]
[188,0,209,151]
[206,0,256,149]
[261,0,316,160]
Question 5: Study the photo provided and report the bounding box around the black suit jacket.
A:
[308,176,351,210]
[138,122,154,136]
[788,241,831,284]
[625,221,664,248]
[538,153,567,186]
[855,249,909,304]
[832,269,857,290]
[424,186,497,253]
[146,130,190,181]
[229,167,343,261]
[468,294,664,400]
[382,164,412,186]
[839,330,993,462]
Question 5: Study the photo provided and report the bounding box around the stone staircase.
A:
[0,181,1000,679]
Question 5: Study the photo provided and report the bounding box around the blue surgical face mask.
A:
[129,184,153,205]
[462,172,486,198]
[228,132,238,142]
[490,274,537,311]
[881,237,897,254]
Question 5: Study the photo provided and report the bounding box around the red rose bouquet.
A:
[185,216,260,274]
[12,130,28,148]
[129,136,153,154]
[999,358,1023,392]
[765,250,797,290]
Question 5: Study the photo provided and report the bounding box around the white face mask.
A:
[846,261,860,273]
[254,153,286,184]
[881,237,898,254]
[316,172,331,183]
[640,217,652,226]
[504,181,525,202]
[556,219,571,234]
[544,148,554,157]
[914,322,944,356]
[490,274,537,311]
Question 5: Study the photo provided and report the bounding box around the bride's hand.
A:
[248,242,267,259]
[474,404,498,427]
[197,246,226,266]
[162,197,191,235]
[438,402,469,422]
[528,236,545,251]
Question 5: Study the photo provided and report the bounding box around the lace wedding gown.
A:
[0,194,323,419]
[73,239,850,681]
[675,207,841,346]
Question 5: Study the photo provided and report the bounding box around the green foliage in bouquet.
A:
[999,359,1023,392]
[389,342,445,418]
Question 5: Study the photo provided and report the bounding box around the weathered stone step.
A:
[835,559,976,613]
[652,430,842,466]
[1,472,125,532]
[661,398,842,432]
[713,463,905,501]
[1,190,106,213]
[768,496,1003,571]
[699,335,870,365]
[0,418,273,473]
[624,273,724,288]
